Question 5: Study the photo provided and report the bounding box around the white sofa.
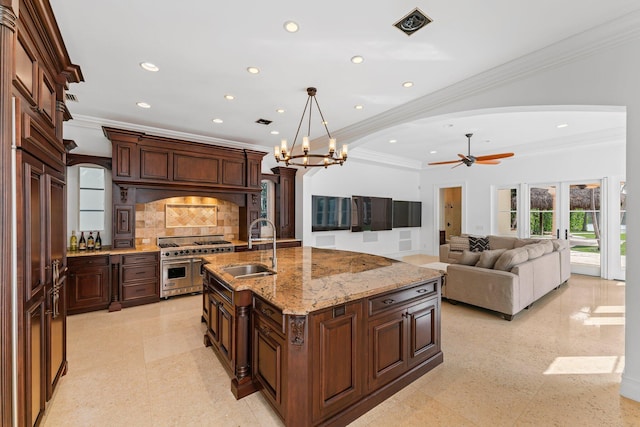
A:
[439,235,570,320]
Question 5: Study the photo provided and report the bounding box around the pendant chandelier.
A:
[274,87,347,168]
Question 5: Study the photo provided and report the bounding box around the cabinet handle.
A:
[416,288,427,294]
[260,307,274,316]
[259,325,271,337]
[382,298,395,305]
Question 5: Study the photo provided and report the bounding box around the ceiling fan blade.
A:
[476,160,501,165]
[458,153,469,160]
[428,159,463,165]
[452,162,466,169]
[475,152,514,161]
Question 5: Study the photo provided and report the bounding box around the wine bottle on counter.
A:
[95,231,102,250]
[87,232,95,250]
[78,231,86,251]
[70,230,78,251]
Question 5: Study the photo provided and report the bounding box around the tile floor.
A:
[42,257,640,426]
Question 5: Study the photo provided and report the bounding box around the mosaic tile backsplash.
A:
[135,196,239,246]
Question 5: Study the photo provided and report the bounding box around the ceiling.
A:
[50,1,635,168]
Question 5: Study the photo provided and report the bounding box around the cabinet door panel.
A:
[26,299,45,427]
[140,148,170,180]
[208,294,220,343]
[218,303,233,363]
[312,302,364,422]
[407,299,440,368]
[221,158,244,186]
[368,313,406,391]
[67,265,110,313]
[173,153,220,184]
[253,317,283,412]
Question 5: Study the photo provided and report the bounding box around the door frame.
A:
[433,182,466,251]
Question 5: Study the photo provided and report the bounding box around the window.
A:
[497,187,517,236]
[79,166,105,231]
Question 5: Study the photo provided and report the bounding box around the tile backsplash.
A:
[135,196,239,245]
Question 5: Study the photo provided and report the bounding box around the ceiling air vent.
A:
[65,93,78,102]
[394,8,432,36]
[255,118,272,125]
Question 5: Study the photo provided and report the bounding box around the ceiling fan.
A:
[428,133,514,167]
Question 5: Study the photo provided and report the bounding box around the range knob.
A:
[173,251,179,256]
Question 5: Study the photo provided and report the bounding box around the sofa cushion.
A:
[488,235,516,250]
[551,239,569,251]
[525,243,546,260]
[458,250,481,265]
[449,236,470,252]
[475,249,507,269]
[469,236,490,252]
[540,240,554,254]
[494,248,529,271]
[514,238,541,248]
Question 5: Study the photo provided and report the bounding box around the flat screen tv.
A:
[393,200,422,228]
[312,195,351,231]
[351,196,392,232]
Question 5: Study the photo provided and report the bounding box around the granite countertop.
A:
[67,245,160,257]
[203,247,441,315]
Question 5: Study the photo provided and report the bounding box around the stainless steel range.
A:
[158,234,234,298]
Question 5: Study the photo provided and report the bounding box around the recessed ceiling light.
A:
[445,123,454,128]
[276,109,285,113]
[389,139,397,144]
[140,62,159,72]
[224,94,235,100]
[557,123,569,128]
[484,139,491,143]
[351,56,364,64]
[283,21,299,33]
[402,81,413,88]
[247,67,260,74]
[212,118,223,124]
[429,150,437,154]
[136,102,151,109]
[354,105,363,110]
[270,130,279,135]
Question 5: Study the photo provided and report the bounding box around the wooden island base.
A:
[202,247,444,426]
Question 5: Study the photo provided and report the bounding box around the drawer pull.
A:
[382,298,395,305]
[135,271,145,275]
[261,307,274,316]
[259,325,271,336]
[416,288,428,294]
[135,288,145,293]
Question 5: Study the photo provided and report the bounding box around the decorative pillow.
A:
[457,250,481,265]
[475,249,507,269]
[540,240,554,254]
[514,238,541,248]
[449,235,470,252]
[469,236,490,252]
[488,235,516,250]
[551,239,569,251]
[494,248,529,271]
[525,243,546,260]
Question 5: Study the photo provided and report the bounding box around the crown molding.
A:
[334,9,640,148]
[67,114,269,153]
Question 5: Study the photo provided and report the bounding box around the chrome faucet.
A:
[248,218,277,271]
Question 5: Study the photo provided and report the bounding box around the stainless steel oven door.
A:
[161,258,193,297]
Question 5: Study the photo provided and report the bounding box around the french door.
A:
[528,181,604,277]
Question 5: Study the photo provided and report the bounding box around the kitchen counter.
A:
[67,244,160,257]
[203,246,441,315]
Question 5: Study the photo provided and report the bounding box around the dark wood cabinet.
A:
[112,184,136,249]
[67,255,111,314]
[253,311,285,414]
[271,167,297,239]
[310,301,365,423]
[119,252,159,307]
[367,279,440,392]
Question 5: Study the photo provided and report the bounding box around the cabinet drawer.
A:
[122,252,158,265]
[122,264,157,283]
[254,297,284,333]
[122,281,158,300]
[68,254,109,267]
[369,280,437,315]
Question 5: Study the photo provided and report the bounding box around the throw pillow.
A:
[458,250,481,265]
[449,235,470,252]
[525,243,546,260]
[469,236,490,252]
[475,249,507,269]
[494,248,529,271]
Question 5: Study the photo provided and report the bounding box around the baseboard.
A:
[620,373,640,403]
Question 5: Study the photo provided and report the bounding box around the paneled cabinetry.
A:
[67,255,111,314]
[119,252,159,307]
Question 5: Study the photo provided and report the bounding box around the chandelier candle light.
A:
[274,87,347,168]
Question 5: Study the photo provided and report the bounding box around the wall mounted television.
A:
[351,196,392,232]
[311,195,351,231]
[393,200,422,228]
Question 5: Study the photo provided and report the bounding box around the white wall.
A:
[419,141,626,255]
[301,159,422,258]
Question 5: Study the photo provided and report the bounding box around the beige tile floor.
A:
[42,256,640,427]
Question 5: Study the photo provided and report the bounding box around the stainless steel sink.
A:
[222,264,276,279]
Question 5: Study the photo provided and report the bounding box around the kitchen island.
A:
[202,247,443,427]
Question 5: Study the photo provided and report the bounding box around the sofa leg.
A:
[502,314,514,321]
[525,303,533,310]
